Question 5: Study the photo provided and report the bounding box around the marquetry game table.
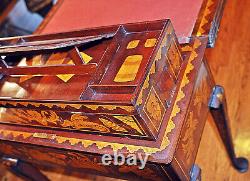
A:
[0,0,248,181]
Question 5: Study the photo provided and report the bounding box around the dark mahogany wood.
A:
[192,0,227,47]
[1,156,49,181]
[3,64,97,75]
[0,33,114,54]
[0,20,209,181]
[0,20,181,140]
[0,16,247,181]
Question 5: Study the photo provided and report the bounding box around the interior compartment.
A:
[0,33,113,101]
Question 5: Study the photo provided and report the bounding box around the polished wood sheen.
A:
[1,0,249,180]
[0,20,211,180]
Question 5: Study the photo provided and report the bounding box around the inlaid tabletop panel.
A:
[40,0,204,43]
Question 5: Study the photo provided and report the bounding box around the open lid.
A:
[0,20,178,111]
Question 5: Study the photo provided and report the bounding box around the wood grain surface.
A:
[0,0,249,180]
[195,0,250,180]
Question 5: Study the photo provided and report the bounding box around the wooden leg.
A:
[1,156,49,181]
[190,164,201,181]
[209,85,249,173]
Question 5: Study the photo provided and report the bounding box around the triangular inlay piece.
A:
[80,52,93,64]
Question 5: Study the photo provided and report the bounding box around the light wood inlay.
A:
[126,40,140,49]
[114,55,143,82]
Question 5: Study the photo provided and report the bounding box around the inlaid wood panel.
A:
[1,0,249,180]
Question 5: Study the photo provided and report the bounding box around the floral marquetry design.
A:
[1,109,135,134]
[5,109,59,126]
[167,40,183,80]
[144,87,165,131]
[180,69,210,166]
[99,118,128,133]
[193,77,210,113]
[61,114,110,133]
[181,111,198,164]
[114,116,144,135]
[0,37,203,156]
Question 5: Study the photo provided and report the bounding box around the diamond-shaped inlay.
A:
[143,87,165,131]
[127,40,140,49]
[144,38,157,48]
